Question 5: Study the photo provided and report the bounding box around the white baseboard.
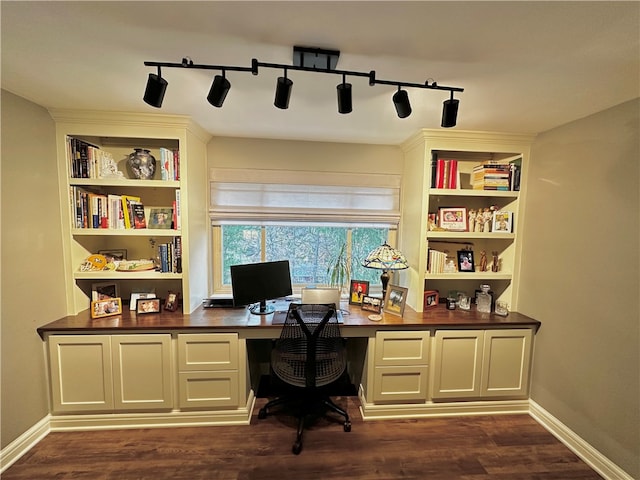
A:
[529,400,634,480]
[0,415,50,474]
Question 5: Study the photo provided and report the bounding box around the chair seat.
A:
[272,350,345,388]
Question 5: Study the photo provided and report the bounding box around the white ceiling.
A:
[2,1,639,145]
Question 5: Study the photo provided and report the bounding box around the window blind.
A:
[209,168,401,226]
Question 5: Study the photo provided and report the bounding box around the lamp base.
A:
[380,270,390,300]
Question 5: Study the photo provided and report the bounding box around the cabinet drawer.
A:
[178,371,239,409]
[372,365,429,403]
[374,330,430,366]
[178,333,239,371]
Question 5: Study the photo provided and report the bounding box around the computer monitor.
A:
[230,260,293,315]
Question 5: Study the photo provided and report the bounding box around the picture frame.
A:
[383,284,408,316]
[438,207,468,232]
[164,291,180,312]
[97,249,127,263]
[492,210,513,233]
[361,295,382,313]
[457,250,475,272]
[148,208,173,229]
[137,298,161,314]
[349,280,370,305]
[424,290,439,309]
[91,281,119,302]
[129,291,156,311]
[91,297,123,319]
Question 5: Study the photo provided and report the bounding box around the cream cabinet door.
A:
[480,329,533,398]
[432,330,483,400]
[48,335,114,413]
[111,334,173,411]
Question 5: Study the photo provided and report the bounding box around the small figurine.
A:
[479,250,488,272]
[491,251,500,272]
[483,207,492,232]
[468,209,476,232]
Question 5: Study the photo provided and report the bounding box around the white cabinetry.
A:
[177,333,240,409]
[431,329,533,401]
[50,110,210,314]
[48,334,173,413]
[371,330,430,403]
[399,130,533,312]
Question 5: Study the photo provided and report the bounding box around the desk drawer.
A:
[372,365,429,403]
[178,371,239,409]
[177,333,239,371]
[374,331,430,366]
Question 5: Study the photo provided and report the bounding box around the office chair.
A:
[258,303,351,454]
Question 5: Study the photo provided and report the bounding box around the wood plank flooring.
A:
[3,397,603,480]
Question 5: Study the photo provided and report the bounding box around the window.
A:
[217,225,388,289]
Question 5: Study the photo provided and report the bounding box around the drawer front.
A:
[178,333,239,371]
[372,365,429,403]
[374,330,430,366]
[178,371,239,409]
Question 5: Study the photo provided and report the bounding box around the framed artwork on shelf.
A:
[148,208,173,229]
[383,285,408,316]
[492,210,513,233]
[349,280,370,305]
[137,298,161,314]
[97,249,127,263]
[91,297,123,319]
[129,292,156,311]
[438,207,468,232]
[164,291,180,312]
[91,282,119,302]
[424,290,439,309]
[457,250,475,272]
[361,295,382,313]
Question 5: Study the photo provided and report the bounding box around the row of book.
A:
[70,186,181,230]
[66,137,116,179]
[427,249,448,274]
[431,158,460,189]
[472,159,521,191]
[158,237,182,273]
[159,147,180,181]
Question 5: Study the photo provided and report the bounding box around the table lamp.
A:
[361,243,409,300]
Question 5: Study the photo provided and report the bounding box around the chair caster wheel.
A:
[344,421,352,432]
[292,441,302,455]
[258,408,267,419]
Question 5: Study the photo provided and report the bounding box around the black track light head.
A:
[207,74,231,108]
[441,94,459,128]
[143,70,168,108]
[392,88,411,118]
[337,76,352,114]
[274,75,293,109]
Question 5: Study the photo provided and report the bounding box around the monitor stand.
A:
[249,300,275,315]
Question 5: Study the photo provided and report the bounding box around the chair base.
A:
[258,392,351,455]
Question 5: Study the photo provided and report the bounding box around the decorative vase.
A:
[127,148,156,180]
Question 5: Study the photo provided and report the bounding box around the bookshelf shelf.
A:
[427,231,515,240]
[424,272,512,281]
[74,271,183,280]
[69,178,180,188]
[428,188,519,198]
[72,229,181,237]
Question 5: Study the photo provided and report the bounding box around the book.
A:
[133,203,147,229]
[121,195,141,229]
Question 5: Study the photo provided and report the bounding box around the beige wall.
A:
[1,91,66,449]
[521,99,639,478]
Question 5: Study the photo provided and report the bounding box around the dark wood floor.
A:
[3,397,603,480]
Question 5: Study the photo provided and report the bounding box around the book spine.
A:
[173,149,180,181]
[175,189,181,230]
[174,236,182,274]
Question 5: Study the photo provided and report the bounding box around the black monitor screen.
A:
[230,260,292,315]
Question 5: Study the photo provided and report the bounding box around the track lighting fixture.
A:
[337,74,352,114]
[143,66,168,108]
[441,91,459,128]
[274,70,293,109]
[143,47,463,126]
[207,72,231,108]
[392,87,412,119]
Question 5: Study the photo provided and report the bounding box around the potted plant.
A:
[326,243,350,293]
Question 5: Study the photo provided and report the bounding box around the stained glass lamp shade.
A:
[361,243,409,300]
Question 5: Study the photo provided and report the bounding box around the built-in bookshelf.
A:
[50,110,211,314]
[399,130,534,313]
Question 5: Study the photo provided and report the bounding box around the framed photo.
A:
[97,249,127,263]
[164,291,180,312]
[383,285,408,316]
[91,282,119,302]
[361,295,382,313]
[349,280,370,305]
[492,210,513,233]
[129,292,156,311]
[457,250,475,272]
[438,207,468,232]
[424,290,439,309]
[148,208,173,229]
[91,297,123,319]
[137,298,161,314]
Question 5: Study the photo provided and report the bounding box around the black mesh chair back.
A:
[258,303,351,454]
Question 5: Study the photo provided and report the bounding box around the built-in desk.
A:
[38,304,540,430]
